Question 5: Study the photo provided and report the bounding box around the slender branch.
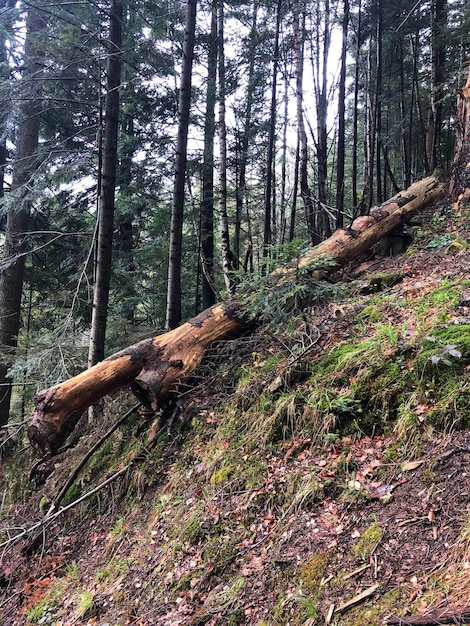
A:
[0,465,129,551]
[46,403,140,515]
[4,411,175,554]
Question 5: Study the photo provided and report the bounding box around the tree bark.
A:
[28,176,444,458]
[235,0,258,262]
[0,4,46,425]
[351,0,362,212]
[88,0,123,367]
[426,0,447,173]
[311,0,332,240]
[29,301,243,458]
[263,0,281,255]
[165,0,197,329]
[217,1,234,293]
[294,6,315,244]
[335,0,349,228]
[449,65,470,201]
[200,0,217,309]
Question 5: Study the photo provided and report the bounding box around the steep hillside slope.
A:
[2,197,470,625]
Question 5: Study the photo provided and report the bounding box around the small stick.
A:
[335,583,380,614]
[15,409,173,556]
[47,403,140,515]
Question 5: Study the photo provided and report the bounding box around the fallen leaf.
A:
[401,460,425,472]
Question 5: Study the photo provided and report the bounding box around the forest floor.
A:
[2,195,470,625]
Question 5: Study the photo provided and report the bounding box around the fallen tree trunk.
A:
[28,176,444,458]
[28,301,244,458]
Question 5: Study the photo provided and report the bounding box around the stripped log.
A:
[28,176,444,458]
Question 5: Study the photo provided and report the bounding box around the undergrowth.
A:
[5,226,470,625]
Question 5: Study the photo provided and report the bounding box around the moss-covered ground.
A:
[2,201,470,625]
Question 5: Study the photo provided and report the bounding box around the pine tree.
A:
[166,0,197,330]
[88,0,123,367]
[0,2,47,425]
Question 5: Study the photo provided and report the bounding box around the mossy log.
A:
[28,176,444,458]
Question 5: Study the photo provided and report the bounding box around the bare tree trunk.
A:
[289,137,300,242]
[279,70,289,244]
[409,22,429,175]
[28,176,444,457]
[311,0,332,239]
[335,0,349,228]
[362,37,377,212]
[200,0,217,309]
[294,6,315,244]
[351,0,362,212]
[375,0,383,204]
[398,39,411,189]
[88,0,123,367]
[0,4,46,425]
[426,0,447,172]
[0,0,13,201]
[165,0,197,330]
[217,1,235,293]
[236,0,258,260]
[263,0,281,256]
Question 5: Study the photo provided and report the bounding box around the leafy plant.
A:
[426,339,462,366]
[425,234,452,249]
[235,248,340,328]
[25,599,56,624]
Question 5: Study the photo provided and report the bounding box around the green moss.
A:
[357,304,381,323]
[423,325,470,360]
[76,590,96,619]
[237,367,254,390]
[428,378,470,428]
[178,503,208,544]
[202,532,242,574]
[240,455,268,490]
[261,354,285,373]
[210,464,236,485]
[275,473,320,512]
[352,522,383,561]
[341,586,408,626]
[270,595,290,625]
[61,482,82,507]
[174,571,194,591]
[25,600,55,624]
[96,556,130,584]
[425,281,461,308]
[299,552,329,598]
[110,515,127,537]
[228,609,246,625]
[65,561,80,581]
[2,446,35,506]
[312,341,378,381]
[24,577,68,624]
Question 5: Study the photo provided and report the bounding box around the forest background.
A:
[0,0,468,428]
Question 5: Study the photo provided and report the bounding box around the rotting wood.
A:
[28,176,444,459]
[28,301,244,458]
[450,65,470,202]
